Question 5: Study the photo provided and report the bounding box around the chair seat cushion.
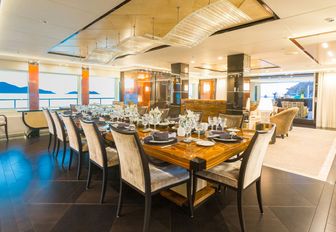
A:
[196,161,241,188]
[106,147,119,167]
[149,163,189,192]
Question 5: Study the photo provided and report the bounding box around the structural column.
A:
[171,63,189,104]
[226,54,250,115]
[28,61,39,110]
[81,67,89,105]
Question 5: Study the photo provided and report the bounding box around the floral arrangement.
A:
[178,110,197,129]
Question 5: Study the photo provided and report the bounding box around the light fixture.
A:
[243,82,250,91]
[184,84,188,92]
[218,56,223,60]
[203,83,211,93]
[191,60,195,64]
[163,0,251,47]
[145,86,150,92]
[327,51,334,57]
[322,42,329,48]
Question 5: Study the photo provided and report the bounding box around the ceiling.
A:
[0,0,336,75]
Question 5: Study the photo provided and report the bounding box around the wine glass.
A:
[213,117,218,131]
[142,114,149,130]
[208,116,214,130]
[195,122,203,140]
[217,117,222,131]
[184,120,192,142]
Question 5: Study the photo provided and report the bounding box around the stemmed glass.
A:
[184,120,193,143]
[151,115,160,131]
[142,114,149,130]
[195,122,203,140]
[213,117,218,131]
[217,117,222,131]
[208,116,214,130]
[220,118,227,131]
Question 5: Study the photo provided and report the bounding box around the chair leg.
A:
[47,134,52,151]
[86,161,92,189]
[5,124,8,142]
[256,179,263,214]
[116,180,123,218]
[100,167,108,204]
[61,141,67,166]
[68,149,73,170]
[143,193,151,232]
[191,175,198,216]
[52,135,57,154]
[76,151,82,180]
[55,140,60,158]
[237,190,246,232]
[187,173,194,218]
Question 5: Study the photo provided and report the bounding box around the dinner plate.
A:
[196,140,215,147]
[213,137,239,142]
[148,138,176,144]
[226,128,240,133]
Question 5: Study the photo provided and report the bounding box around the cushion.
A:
[196,161,241,188]
[106,147,119,167]
[149,163,189,192]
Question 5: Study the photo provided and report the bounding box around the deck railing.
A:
[0,97,116,109]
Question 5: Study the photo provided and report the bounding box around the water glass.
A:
[195,122,203,140]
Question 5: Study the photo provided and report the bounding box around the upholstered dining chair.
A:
[62,114,88,180]
[218,113,243,128]
[111,126,193,232]
[161,108,170,120]
[50,111,68,164]
[192,124,276,232]
[43,109,57,153]
[0,114,8,142]
[270,107,299,138]
[81,119,119,204]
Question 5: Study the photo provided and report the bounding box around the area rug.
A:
[263,127,336,181]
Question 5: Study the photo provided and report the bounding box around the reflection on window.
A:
[0,70,28,109]
[39,73,78,108]
[89,76,118,104]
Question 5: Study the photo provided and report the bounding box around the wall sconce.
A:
[243,82,250,91]
[125,78,135,91]
[138,95,143,102]
[203,83,211,93]
[145,86,150,92]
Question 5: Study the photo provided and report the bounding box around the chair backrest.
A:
[62,114,82,152]
[43,108,55,135]
[161,108,170,120]
[239,124,275,189]
[50,111,67,141]
[111,127,150,193]
[218,113,243,128]
[80,120,107,167]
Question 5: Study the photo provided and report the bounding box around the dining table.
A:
[103,124,255,206]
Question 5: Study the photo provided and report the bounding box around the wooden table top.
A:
[105,128,255,171]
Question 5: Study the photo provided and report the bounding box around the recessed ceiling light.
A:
[322,42,329,49]
[218,56,223,60]
[191,60,195,64]
[327,51,334,57]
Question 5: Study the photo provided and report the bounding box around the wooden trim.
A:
[289,38,320,64]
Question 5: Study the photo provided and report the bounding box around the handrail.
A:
[0,97,116,109]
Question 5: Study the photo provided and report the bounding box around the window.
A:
[39,73,79,108]
[0,70,28,109]
[89,76,118,104]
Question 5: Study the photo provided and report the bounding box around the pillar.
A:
[28,61,39,110]
[226,54,250,115]
[171,63,189,104]
[81,67,89,105]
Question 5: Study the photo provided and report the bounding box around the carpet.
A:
[263,127,336,181]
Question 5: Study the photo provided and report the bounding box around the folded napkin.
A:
[153,132,169,141]
[210,131,242,140]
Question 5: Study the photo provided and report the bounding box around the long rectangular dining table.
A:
[104,128,255,206]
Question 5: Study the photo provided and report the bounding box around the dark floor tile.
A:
[51,205,116,232]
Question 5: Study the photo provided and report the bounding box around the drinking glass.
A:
[195,122,203,140]
[208,116,214,130]
[213,117,218,131]
[142,115,149,129]
[217,117,222,131]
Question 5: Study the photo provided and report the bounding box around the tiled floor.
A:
[0,136,335,232]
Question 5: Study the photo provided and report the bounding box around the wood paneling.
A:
[199,79,216,100]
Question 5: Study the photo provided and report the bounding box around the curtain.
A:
[316,72,336,129]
